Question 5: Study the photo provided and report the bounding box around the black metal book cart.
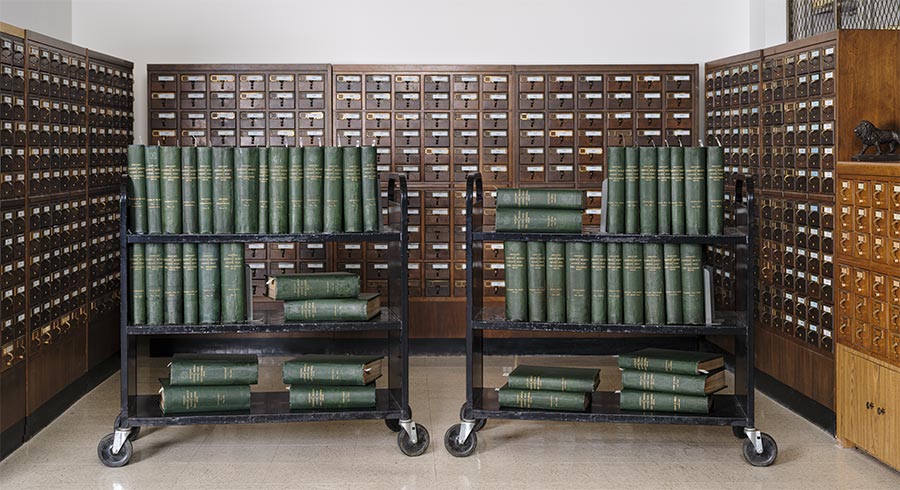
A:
[98,174,430,466]
[444,173,777,466]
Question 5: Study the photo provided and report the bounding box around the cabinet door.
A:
[837,347,879,451]
[874,364,900,469]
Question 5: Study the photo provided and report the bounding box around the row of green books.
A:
[266,272,381,322]
[285,355,382,410]
[126,144,380,235]
[128,243,246,325]
[504,241,706,325]
[618,348,726,414]
[498,365,601,412]
[494,188,584,233]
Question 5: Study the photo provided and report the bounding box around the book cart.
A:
[97,174,430,466]
[444,173,778,466]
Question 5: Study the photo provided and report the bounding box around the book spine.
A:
[163,243,183,324]
[545,241,566,323]
[504,241,528,321]
[342,146,363,232]
[590,243,607,324]
[269,274,360,300]
[197,147,214,234]
[182,243,199,324]
[656,147,672,235]
[498,388,588,412]
[198,243,221,324]
[606,243,623,324]
[684,147,707,235]
[220,243,245,323]
[288,147,304,233]
[617,353,704,375]
[620,370,711,396]
[643,244,665,324]
[619,390,709,414]
[323,146,343,233]
[526,242,547,322]
[258,147,269,233]
[283,362,366,385]
[145,145,162,234]
[624,146,641,234]
[565,242,590,323]
[233,147,259,234]
[289,385,376,409]
[670,147,686,234]
[606,146,625,234]
[623,243,644,324]
[160,384,251,414]
[181,147,198,234]
[303,146,324,233]
[706,146,725,235]
[494,208,583,233]
[127,145,147,233]
[681,244,705,324]
[639,146,658,235]
[160,146,182,234]
[128,244,145,324]
[211,147,234,233]
[169,360,259,386]
[269,146,289,233]
[507,374,597,392]
[283,298,369,322]
[663,244,683,324]
[495,189,584,210]
[144,244,164,324]
[361,145,379,232]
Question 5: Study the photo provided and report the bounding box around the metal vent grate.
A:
[790,0,900,40]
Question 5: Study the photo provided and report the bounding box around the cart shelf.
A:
[474,228,750,245]
[126,231,402,244]
[127,308,402,335]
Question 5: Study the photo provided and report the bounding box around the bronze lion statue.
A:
[854,120,900,157]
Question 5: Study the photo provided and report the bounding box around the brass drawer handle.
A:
[855,241,865,255]
[856,187,866,203]
[856,328,864,341]
[856,302,865,315]
[856,214,865,227]
[873,331,882,346]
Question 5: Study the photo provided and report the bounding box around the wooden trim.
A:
[87,50,134,69]
[838,161,900,178]
[148,63,330,72]
[705,50,764,68]
[0,22,25,38]
[25,30,85,56]
[763,30,838,56]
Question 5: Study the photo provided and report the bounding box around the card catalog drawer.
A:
[666,74,692,92]
[334,74,362,91]
[518,74,545,92]
[209,74,235,92]
[238,74,265,91]
[239,111,266,129]
[608,74,633,92]
[179,74,206,92]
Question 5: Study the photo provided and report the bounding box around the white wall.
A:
[750,0,789,49]
[0,0,72,42]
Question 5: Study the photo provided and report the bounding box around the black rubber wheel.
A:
[741,432,778,467]
[97,432,133,467]
[459,403,486,432]
[444,423,477,457]
[732,425,746,439]
[385,418,401,432]
[397,423,430,457]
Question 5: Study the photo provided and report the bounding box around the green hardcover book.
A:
[258,147,269,234]
[606,147,625,234]
[617,348,724,375]
[269,146,289,234]
[182,243,199,324]
[145,145,162,234]
[198,243,220,324]
[342,146,363,232]
[526,242,547,322]
[288,147,304,233]
[495,189,584,210]
[159,379,251,414]
[361,145,379,232]
[169,354,259,386]
[684,147,707,235]
[233,147,259,234]
[323,146,343,233]
[657,147,672,235]
[127,145,148,234]
[504,241,528,321]
[163,243,183,324]
[303,146,324,233]
[283,293,380,322]
[507,365,600,392]
[590,243,607,324]
[265,272,360,300]
[624,146,640,234]
[289,385,376,410]
[197,147,214,234]
[619,390,710,414]
[670,147,686,235]
[545,241,566,323]
[565,242,591,323]
[620,369,727,396]
[495,208,583,233]
[606,243,624,324]
[128,244,146,324]
[639,147,658,235]
[623,243,644,324]
[283,355,383,386]
[663,244,683,324]
[681,244,705,324]
[211,147,234,233]
[220,243,245,323]
[707,146,725,235]
[145,244,164,325]
[498,385,589,412]
[643,244,665,325]
[181,147,198,234]
[160,146,182,234]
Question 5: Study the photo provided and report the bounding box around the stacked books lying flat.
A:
[266,272,381,321]
[284,355,383,410]
[498,365,600,412]
[159,354,259,414]
[494,188,584,233]
[617,348,726,414]
[127,144,380,235]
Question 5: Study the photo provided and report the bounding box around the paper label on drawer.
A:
[429,113,448,119]
[182,75,205,82]
[459,93,478,100]
[490,149,508,155]
[337,75,361,82]
[247,130,264,137]
[586,208,602,215]
[304,130,323,137]
[554,148,573,154]
[429,75,450,82]
[614,113,632,119]
[401,148,419,155]
[275,130,294,136]
[614,76,632,82]
[430,93,449,99]
[153,92,175,99]
[367,93,390,100]
[460,165,478,172]
[185,130,205,137]
[377,165,390,171]
[580,148,603,155]
[641,75,662,82]
[431,208,449,216]
[337,93,361,100]
[489,94,507,100]
[459,131,477,137]
[244,112,265,119]
[642,93,661,99]
[211,112,235,119]
[156,75,175,82]
[432,263,449,269]
[672,130,691,136]
[672,93,690,99]
[402,166,419,172]
[554,93,574,99]
[550,130,573,137]
[486,130,507,137]
[524,130,545,137]
[272,112,294,119]
[401,130,419,137]
[553,165,574,171]
[273,92,294,99]
[459,113,478,120]
[484,75,507,82]
[525,76,544,82]
[613,93,632,99]
[486,113,507,120]
[341,130,362,137]
[426,148,449,155]
[153,130,176,137]
[526,166,545,172]
[487,165,507,172]
[372,244,389,251]
[674,113,690,119]
[461,149,478,155]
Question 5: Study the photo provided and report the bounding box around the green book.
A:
[145,244,164,324]
[323,146,343,233]
[145,145,162,234]
[495,189,584,209]
[284,293,381,322]
[663,244,683,324]
[643,244,665,325]
[129,244,146,324]
[169,354,259,386]
[526,242,547,322]
[289,385,376,410]
[617,348,724,375]
[163,243,183,324]
[657,148,672,235]
[266,272,360,300]
[507,365,600,392]
[639,147,658,235]
[565,242,590,323]
[590,243,607,324]
[623,243,644,324]
[606,243,623,324]
[127,145,147,234]
[624,146,640,234]
[361,145,379,232]
[495,208,583,233]
[620,369,727,396]
[681,244,705,324]
[283,355,383,386]
[181,147,198,234]
[220,243,245,323]
[606,147,625,234]
[198,243,220,324]
[197,147,214,234]
[160,146,182,234]
[684,147,707,235]
[342,146,363,232]
[504,241,528,321]
[182,243,199,324]
[233,147,259,234]
[269,146,289,233]
[258,147,269,234]
[159,379,251,414]
[212,147,234,233]
[706,146,725,235]
[545,242,566,323]
[670,147,686,235]
[288,147,304,233]
[498,385,589,412]
[303,146,324,233]
[619,389,710,414]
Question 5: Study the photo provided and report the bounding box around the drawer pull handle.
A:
[856,328,864,340]
[856,188,865,203]
[856,302,865,315]
[856,241,865,255]
[856,214,865,227]
[893,341,899,357]
[877,407,886,415]
[866,401,875,410]
[839,321,848,333]
[873,331,882,346]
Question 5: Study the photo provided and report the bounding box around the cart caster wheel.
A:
[114,415,140,440]
[459,404,486,432]
[385,418,401,432]
[732,425,746,439]
[741,432,777,467]
[444,423,477,457]
[97,432,133,467]
[397,423,430,457]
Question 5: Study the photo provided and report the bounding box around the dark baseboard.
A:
[0,418,26,460]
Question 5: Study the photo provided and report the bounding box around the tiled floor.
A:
[1,356,899,489]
